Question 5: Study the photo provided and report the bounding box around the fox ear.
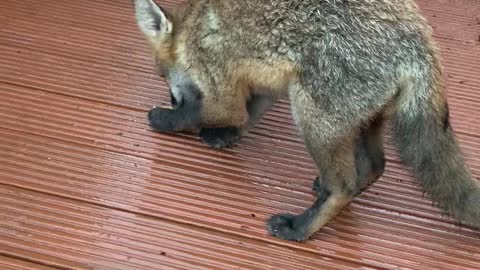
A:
[133,0,172,38]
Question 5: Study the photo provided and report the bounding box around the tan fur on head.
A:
[153,37,176,70]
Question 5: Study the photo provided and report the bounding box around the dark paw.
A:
[312,177,322,194]
[199,127,241,149]
[312,177,332,203]
[148,107,176,132]
[266,213,309,242]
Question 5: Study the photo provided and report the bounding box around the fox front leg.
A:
[148,86,202,132]
[200,94,276,148]
[148,105,201,133]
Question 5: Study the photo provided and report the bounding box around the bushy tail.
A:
[391,63,480,227]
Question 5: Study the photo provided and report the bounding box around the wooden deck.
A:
[0,0,479,269]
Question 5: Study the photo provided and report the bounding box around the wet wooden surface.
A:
[0,0,479,269]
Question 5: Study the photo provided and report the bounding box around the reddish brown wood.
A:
[0,0,479,269]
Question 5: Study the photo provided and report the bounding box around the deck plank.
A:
[0,185,361,270]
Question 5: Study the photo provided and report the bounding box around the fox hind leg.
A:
[312,114,386,195]
[266,79,392,241]
[267,85,361,241]
[267,134,357,241]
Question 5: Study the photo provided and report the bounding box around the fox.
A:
[132,0,480,241]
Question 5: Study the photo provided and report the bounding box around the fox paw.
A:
[148,107,176,132]
[199,127,241,149]
[266,213,309,242]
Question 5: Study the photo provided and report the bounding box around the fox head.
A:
[133,0,200,107]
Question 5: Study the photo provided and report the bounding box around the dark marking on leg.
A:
[148,94,201,132]
[354,114,386,192]
[148,107,177,132]
[442,104,451,131]
[267,188,332,241]
[199,127,241,148]
[312,176,322,194]
[312,176,331,199]
[199,94,276,148]
[245,94,275,127]
[170,90,178,108]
